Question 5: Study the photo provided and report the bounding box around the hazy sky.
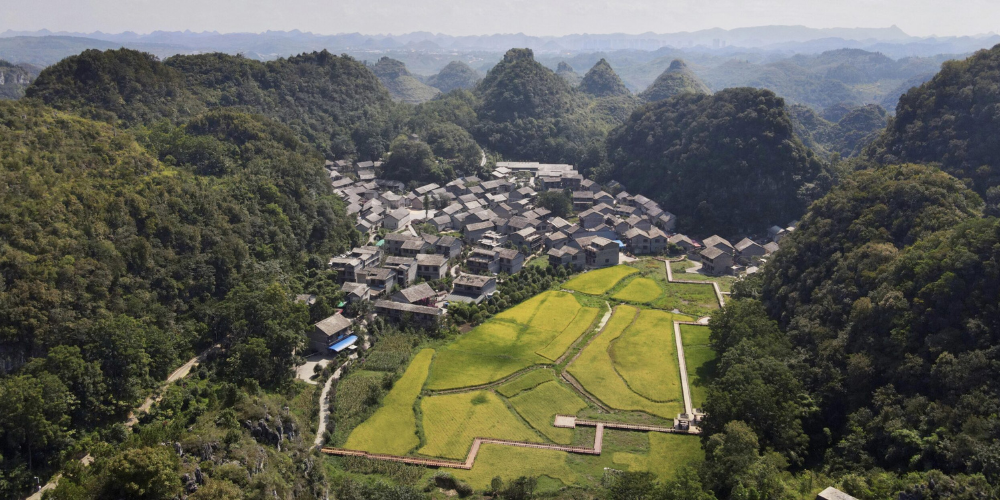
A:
[3,0,997,38]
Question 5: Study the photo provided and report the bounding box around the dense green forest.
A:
[867,43,1000,196]
[26,48,403,160]
[606,88,831,235]
[699,163,997,498]
[0,99,357,496]
[579,59,631,98]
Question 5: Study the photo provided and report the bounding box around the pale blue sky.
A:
[2,0,996,38]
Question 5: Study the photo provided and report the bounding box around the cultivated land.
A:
[567,305,691,418]
[497,368,556,397]
[343,348,434,454]
[612,277,663,303]
[509,380,589,444]
[426,291,599,390]
[331,259,725,489]
[680,324,717,409]
[629,259,721,316]
[563,265,638,294]
[612,309,687,403]
[418,390,542,459]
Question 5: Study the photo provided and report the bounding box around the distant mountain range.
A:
[1,26,998,67]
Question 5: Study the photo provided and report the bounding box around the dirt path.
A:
[313,359,351,447]
[320,414,694,470]
[28,346,216,500]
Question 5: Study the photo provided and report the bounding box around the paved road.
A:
[672,321,694,416]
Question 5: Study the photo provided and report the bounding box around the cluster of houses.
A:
[305,159,791,356]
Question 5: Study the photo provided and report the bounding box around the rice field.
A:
[450,445,579,490]
[418,390,542,460]
[536,306,601,361]
[680,324,717,410]
[611,309,689,403]
[497,369,556,397]
[508,381,589,444]
[566,306,683,419]
[426,291,598,390]
[343,349,434,455]
[611,277,663,303]
[563,265,638,295]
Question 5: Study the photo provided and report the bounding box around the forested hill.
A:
[702,164,997,497]
[472,48,610,168]
[638,59,711,102]
[789,103,888,159]
[0,100,357,493]
[866,43,1000,196]
[425,60,481,93]
[579,58,631,97]
[0,59,34,99]
[606,88,830,236]
[26,48,400,160]
[371,56,441,104]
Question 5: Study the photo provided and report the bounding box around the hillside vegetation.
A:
[26,48,401,160]
[789,103,889,158]
[607,88,831,235]
[867,43,1000,195]
[371,56,441,104]
[425,60,481,93]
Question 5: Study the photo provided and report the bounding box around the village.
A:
[300,158,795,358]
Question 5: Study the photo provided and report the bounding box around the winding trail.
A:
[27,346,217,500]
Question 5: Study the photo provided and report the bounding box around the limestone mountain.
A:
[425,61,481,93]
[867,43,1000,194]
[607,88,830,235]
[0,59,35,99]
[556,61,582,86]
[638,59,711,103]
[371,56,441,104]
[579,58,631,98]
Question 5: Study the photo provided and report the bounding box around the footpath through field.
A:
[321,415,693,469]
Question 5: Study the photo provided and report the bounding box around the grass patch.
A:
[343,349,434,455]
[644,433,705,480]
[497,369,556,397]
[427,292,594,390]
[508,381,589,444]
[612,309,689,403]
[611,277,663,303]
[418,390,541,460]
[680,324,717,410]
[536,306,600,361]
[651,282,719,317]
[670,259,736,292]
[450,445,579,490]
[567,306,682,419]
[526,257,549,269]
[563,266,638,295]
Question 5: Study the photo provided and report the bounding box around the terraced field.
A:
[509,381,589,444]
[419,390,542,459]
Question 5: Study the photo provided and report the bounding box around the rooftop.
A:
[314,314,353,337]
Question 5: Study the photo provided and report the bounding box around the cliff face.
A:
[0,60,35,99]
